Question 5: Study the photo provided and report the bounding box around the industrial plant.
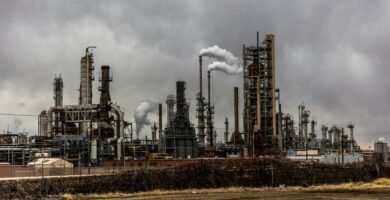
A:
[0,33,378,168]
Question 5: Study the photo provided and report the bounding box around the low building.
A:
[287,150,363,164]
[28,158,73,168]
[27,158,73,176]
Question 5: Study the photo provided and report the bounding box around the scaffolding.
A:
[243,33,278,156]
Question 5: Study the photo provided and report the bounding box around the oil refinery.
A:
[0,33,376,168]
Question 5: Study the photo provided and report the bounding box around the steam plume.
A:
[208,61,243,75]
[199,45,239,65]
[133,99,159,138]
[199,45,243,75]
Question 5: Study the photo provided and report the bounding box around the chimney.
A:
[159,103,162,140]
[321,125,328,140]
[79,47,95,105]
[199,56,203,99]
[207,71,214,147]
[99,65,112,121]
[166,95,175,126]
[197,55,206,145]
[53,75,63,107]
[208,71,211,106]
[224,118,229,144]
[234,87,239,133]
[151,122,157,141]
[99,65,112,106]
[347,123,354,141]
[176,81,186,117]
[230,87,244,145]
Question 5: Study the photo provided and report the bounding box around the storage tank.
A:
[374,138,388,164]
[90,138,97,161]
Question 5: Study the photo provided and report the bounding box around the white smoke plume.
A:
[133,99,159,138]
[378,137,386,143]
[208,61,243,75]
[199,45,243,75]
[199,45,240,65]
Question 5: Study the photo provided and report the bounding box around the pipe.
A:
[111,103,124,160]
[199,56,202,102]
[276,88,282,150]
[208,71,211,108]
[47,107,53,137]
[321,125,327,140]
[224,117,229,144]
[106,111,118,144]
[207,71,213,147]
[328,128,333,147]
[158,104,162,140]
[242,44,248,144]
[130,123,133,141]
[117,138,123,160]
[234,87,239,133]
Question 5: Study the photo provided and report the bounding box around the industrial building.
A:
[0,33,366,166]
[160,81,198,158]
[243,33,279,156]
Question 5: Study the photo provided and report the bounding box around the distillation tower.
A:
[243,33,278,155]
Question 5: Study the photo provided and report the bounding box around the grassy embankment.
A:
[70,178,390,199]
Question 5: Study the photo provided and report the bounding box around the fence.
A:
[0,159,197,179]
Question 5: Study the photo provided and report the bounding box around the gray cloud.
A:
[0,0,388,147]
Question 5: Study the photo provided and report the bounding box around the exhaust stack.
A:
[230,87,244,145]
[159,103,163,140]
[197,56,206,145]
[224,118,229,144]
[206,71,214,147]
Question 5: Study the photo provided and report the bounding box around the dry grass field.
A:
[68,178,390,200]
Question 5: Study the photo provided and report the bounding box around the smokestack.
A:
[185,101,190,120]
[159,104,162,140]
[176,81,186,117]
[347,123,354,141]
[208,71,211,106]
[311,119,316,136]
[151,122,157,141]
[224,117,229,144]
[166,95,175,126]
[321,125,328,140]
[80,47,96,105]
[99,65,112,106]
[53,75,63,136]
[53,75,63,107]
[207,71,214,147]
[199,56,202,99]
[99,65,112,121]
[197,56,206,145]
[130,122,133,141]
[230,87,244,145]
[234,87,239,133]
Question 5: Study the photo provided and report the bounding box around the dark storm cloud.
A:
[0,0,389,147]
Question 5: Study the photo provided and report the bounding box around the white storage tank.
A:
[374,137,388,164]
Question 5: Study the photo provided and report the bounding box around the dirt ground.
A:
[76,190,390,200]
[39,177,390,200]
[74,179,390,200]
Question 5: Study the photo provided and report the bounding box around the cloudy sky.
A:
[0,0,389,148]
